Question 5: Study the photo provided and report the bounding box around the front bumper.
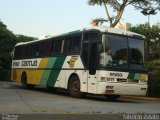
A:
[97,82,148,96]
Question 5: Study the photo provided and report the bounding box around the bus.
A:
[11,26,148,100]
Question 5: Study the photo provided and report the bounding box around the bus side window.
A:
[72,36,81,53]
[22,45,26,59]
[53,39,63,55]
[30,44,34,58]
[63,37,73,54]
[14,46,20,59]
[13,47,17,59]
[39,40,52,57]
[25,45,30,58]
[39,41,45,57]
[63,36,81,54]
[24,44,33,59]
[46,40,52,56]
[28,44,32,59]
[31,43,39,58]
[19,46,23,59]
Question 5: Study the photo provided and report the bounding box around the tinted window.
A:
[63,35,81,54]
[39,40,52,57]
[53,39,63,55]
[25,43,39,58]
[100,34,146,71]
[72,36,81,53]
[110,35,128,69]
[63,37,72,53]
[14,46,20,59]
[128,38,145,70]
[17,46,24,59]
[100,34,128,69]
[31,43,39,58]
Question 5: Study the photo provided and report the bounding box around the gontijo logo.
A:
[67,56,78,68]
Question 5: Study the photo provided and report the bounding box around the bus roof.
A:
[15,26,145,46]
[85,26,145,38]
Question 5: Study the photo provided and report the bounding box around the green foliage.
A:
[130,24,160,61]
[16,34,36,43]
[0,21,35,81]
[87,0,160,27]
[147,60,160,97]
[0,21,16,81]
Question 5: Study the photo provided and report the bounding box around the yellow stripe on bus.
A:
[25,58,49,85]
[140,74,147,81]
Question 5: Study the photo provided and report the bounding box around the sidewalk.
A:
[121,96,160,101]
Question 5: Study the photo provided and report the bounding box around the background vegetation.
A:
[0,21,35,81]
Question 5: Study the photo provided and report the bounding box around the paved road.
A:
[0,81,160,119]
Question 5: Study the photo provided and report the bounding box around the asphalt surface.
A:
[0,81,160,120]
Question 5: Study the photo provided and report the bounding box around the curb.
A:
[121,96,160,101]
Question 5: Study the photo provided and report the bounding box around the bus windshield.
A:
[99,34,145,71]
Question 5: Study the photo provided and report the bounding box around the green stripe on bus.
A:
[40,57,57,86]
[134,73,141,80]
[46,56,66,87]
[127,73,135,79]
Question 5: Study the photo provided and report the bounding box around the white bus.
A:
[11,26,148,100]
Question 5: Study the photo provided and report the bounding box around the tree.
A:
[0,21,35,81]
[147,60,160,97]
[87,0,160,27]
[0,21,16,81]
[15,34,36,43]
[130,23,160,61]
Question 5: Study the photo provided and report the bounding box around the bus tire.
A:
[21,73,34,89]
[21,73,28,89]
[105,95,120,100]
[68,75,83,98]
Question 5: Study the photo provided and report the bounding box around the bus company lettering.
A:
[110,72,122,77]
[21,60,37,67]
[13,62,20,66]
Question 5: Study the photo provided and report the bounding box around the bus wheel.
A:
[21,74,34,89]
[105,95,120,101]
[21,73,28,89]
[68,76,83,98]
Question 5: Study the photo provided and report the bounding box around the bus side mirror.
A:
[89,43,98,75]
